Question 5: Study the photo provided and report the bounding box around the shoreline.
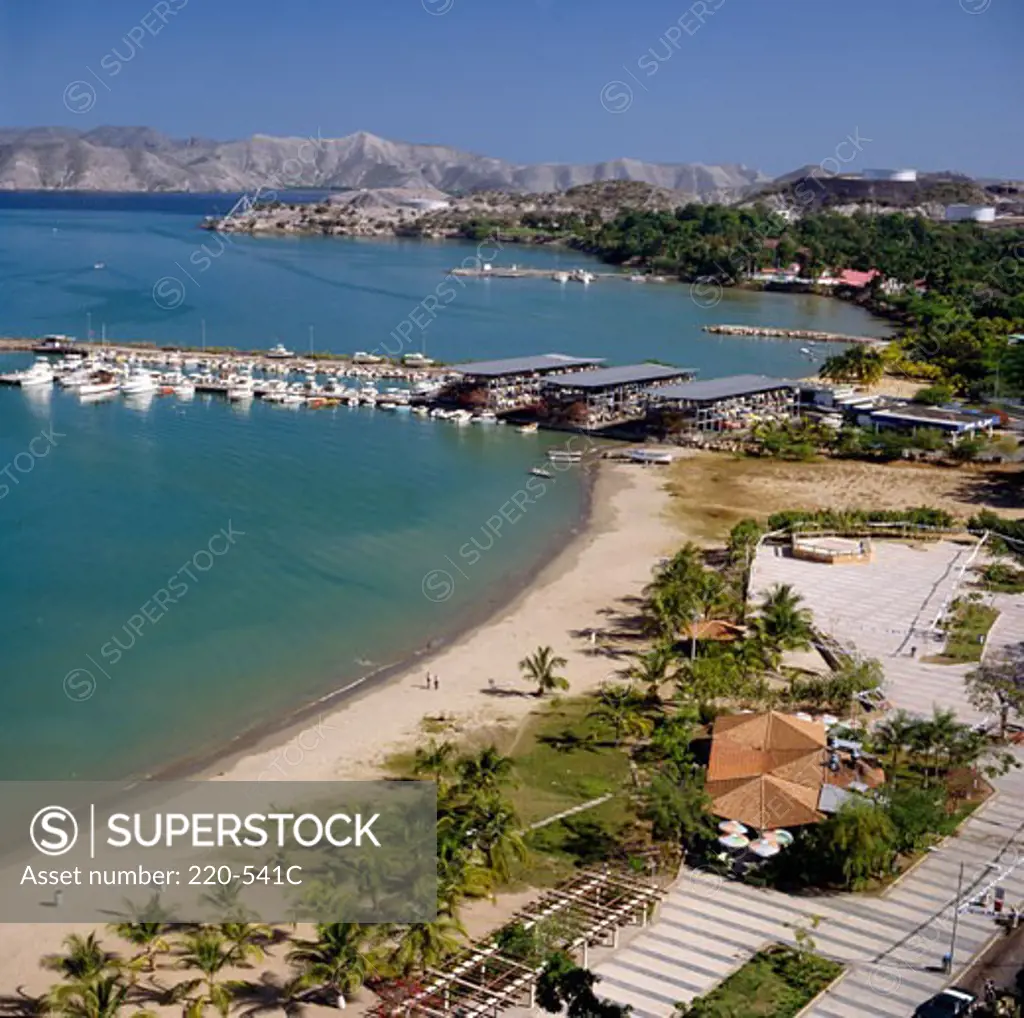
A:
[213,459,680,784]
[0,458,681,998]
[153,464,600,783]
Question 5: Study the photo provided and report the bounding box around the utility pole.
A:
[309,325,315,355]
[201,319,206,352]
[947,861,965,973]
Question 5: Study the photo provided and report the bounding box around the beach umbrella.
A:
[718,819,748,836]
[749,839,781,859]
[718,833,750,850]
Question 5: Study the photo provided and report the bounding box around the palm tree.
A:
[287,923,382,1007]
[873,709,918,776]
[468,794,529,882]
[456,744,515,794]
[46,973,145,1018]
[412,739,457,785]
[199,880,261,923]
[172,930,242,1018]
[630,643,674,702]
[915,707,961,784]
[218,923,271,965]
[754,583,814,662]
[388,914,466,976]
[519,646,569,697]
[107,923,169,974]
[43,934,120,983]
[589,685,653,746]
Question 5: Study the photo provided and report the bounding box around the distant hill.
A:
[0,127,770,197]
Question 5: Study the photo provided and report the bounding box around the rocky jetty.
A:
[703,325,887,345]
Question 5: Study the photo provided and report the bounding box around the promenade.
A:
[595,764,1024,1017]
[593,538,1024,1016]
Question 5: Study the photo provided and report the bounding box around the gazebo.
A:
[706,711,828,831]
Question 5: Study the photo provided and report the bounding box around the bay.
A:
[0,193,889,781]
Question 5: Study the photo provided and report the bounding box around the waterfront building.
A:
[442,353,604,412]
[863,404,999,437]
[644,375,799,431]
[541,363,695,429]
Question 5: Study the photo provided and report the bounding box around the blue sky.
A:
[0,0,1020,178]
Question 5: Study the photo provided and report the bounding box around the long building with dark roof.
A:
[542,363,695,429]
[443,353,604,411]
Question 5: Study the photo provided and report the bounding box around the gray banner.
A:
[0,781,437,923]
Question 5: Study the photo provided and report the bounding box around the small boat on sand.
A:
[548,449,583,463]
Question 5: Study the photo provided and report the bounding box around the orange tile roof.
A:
[707,712,829,829]
[708,774,823,830]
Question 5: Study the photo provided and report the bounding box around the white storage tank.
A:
[863,168,918,181]
[945,205,996,222]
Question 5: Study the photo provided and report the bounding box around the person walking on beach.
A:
[426,671,432,689]
[433,676,440,691]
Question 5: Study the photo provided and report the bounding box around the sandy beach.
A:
[0,461,681,1000]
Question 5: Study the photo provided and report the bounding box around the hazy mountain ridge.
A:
[0,127,770,197]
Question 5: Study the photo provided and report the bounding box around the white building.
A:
[863,168,918,182]
[945,204,996,222]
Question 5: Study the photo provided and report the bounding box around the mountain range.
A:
[0,127,770,198]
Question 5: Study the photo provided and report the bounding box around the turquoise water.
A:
[0,195,891,781]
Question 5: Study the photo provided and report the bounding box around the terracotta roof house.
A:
[706,711,886,831]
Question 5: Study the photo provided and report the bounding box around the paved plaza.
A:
[595,762,1024,1018]
[752,539,1022,724]
[593,537,1024,1017]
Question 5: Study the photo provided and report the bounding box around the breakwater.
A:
[702,325,887,345]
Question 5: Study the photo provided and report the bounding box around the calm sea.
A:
[0,193,890,780]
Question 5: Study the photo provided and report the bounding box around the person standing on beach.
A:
[434,676,439,691]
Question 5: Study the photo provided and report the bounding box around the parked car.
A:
[914,988,977,1017]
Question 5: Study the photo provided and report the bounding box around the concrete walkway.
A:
[751,540,1018,724]
[591,542,1024,1017]
[594,763,1024,1017]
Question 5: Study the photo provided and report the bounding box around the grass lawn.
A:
[504,697,636,887]
[677,945,843,1018]
[928,600,1000,664]
[386,696,636,888]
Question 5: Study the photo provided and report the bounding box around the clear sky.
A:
[0,0,1020,178]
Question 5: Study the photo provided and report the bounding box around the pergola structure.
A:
[368,868,664,1018]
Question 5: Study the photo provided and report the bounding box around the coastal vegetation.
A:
[675,940,843,1018]
[930,595,1000,664]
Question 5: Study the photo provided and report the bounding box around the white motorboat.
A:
[16,360,55,387]
[58,367,95,389]
[411,405,429,415]
[451,409,473,426]
[281,392,305,406]
[471,410,498,424]
[553,271,570,284]
[530,467,553,478]
[517,422,539,434]
[120,369,156,396]
[548,449,583,463]
[267,343,294,359]
[78,371,120,397]
[174,380,196,399]
[227,379,255,401]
